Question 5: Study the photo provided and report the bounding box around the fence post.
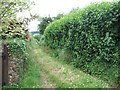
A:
[2,43,9,86]
[0,43,2,87]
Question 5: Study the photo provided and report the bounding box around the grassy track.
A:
[32,40,110,88]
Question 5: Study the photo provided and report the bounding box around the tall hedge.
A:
[44,2,120,84]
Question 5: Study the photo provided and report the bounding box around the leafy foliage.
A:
[0,0,33,19]
[53,13,64,20]
[44,2,120,84]
[1,19,26,39]
[38,14,64,35]
[38,16,53,34]
[0,0,36,39]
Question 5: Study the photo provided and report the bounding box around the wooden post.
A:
[0,43,2,87]
[2,43,9,86]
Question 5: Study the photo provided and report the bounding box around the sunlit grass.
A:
[19,40,42,88]
[19,60,41,88]
[36,45,110,88]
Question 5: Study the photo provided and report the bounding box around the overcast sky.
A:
[26,0,114,32]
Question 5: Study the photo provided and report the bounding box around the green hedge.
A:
[44,2,120,84]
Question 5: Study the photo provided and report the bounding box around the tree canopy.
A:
[38,13,64,35]
[0,0,36,39]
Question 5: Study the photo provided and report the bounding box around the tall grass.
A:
[18,39,41,88]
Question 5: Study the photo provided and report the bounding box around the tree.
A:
[53,13,64,20]
[38,16,53,35]
[70,7,79,13]
[0,0,34,20]
[38,13,64,35]
[0,0,36,39]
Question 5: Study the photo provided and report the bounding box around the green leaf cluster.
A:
[44,2,120,84]
[1,19,26,39]
[0,0,34,39]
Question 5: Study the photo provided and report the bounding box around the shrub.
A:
[33,34,41,41]
[44,1,120,84]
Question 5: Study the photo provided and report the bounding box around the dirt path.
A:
[31,42,56,88]
[41,71,56,88]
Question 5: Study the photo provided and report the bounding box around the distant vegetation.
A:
[37,14,64,35]
[42,1,120,84]
[30,31,39,35]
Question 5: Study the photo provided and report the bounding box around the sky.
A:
[25,0,114,32]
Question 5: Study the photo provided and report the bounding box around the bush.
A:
[33,34,41,41]
[44,2,120,84]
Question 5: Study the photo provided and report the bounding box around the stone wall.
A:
[0,43,24,86]
[8,55,23,85]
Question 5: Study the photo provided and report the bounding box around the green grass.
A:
[18,40,41,88]
[2,39,111,88]
[19,60,41,88]
[36,45,110,88]
[2,39,42,88]
[40,45,119,87]
[48,63,109,88]
[48,73,70,88]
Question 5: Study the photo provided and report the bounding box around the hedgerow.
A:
[44,2,120,84]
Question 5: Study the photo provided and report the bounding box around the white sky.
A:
[26,0,114,32]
